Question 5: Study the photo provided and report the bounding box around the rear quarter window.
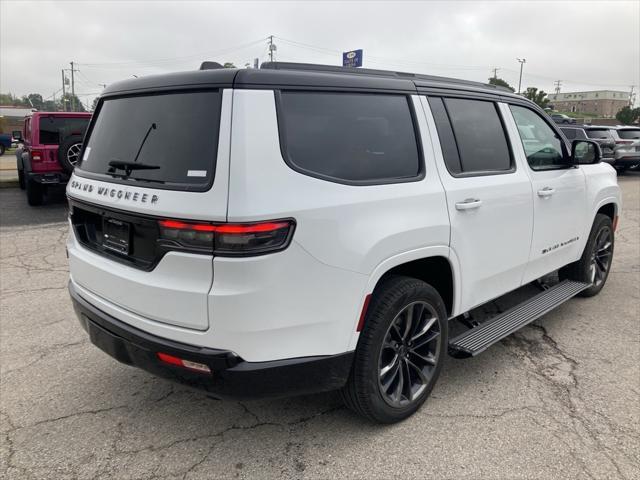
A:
[277,91,422,184]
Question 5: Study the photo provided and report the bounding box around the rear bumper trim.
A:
[69,281,354,399]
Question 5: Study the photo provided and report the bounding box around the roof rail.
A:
[260,61,510,92]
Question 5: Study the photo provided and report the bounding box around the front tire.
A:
[560,213,613,297]
[341,276,448,423]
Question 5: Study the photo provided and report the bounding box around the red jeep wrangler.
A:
[16,112,91,206]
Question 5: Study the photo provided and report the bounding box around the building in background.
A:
[0,106,37,132]
[547,90,630,118]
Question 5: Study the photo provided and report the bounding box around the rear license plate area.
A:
[102,217,130,255]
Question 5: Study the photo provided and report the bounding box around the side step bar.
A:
[449,280,590,358]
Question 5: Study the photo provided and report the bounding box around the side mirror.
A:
[571,139,601,165]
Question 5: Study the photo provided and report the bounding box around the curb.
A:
[0,180,20,189]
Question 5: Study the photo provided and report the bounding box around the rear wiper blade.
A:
[108,160,160,171]
[105,171,165,183]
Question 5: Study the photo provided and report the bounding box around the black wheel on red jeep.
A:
[26,178,44,206]
[341,275,448,423]
[58,135,84,173]
[18,169,25,190]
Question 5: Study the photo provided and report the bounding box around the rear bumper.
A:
[69,281,354,399]
[28,171,69,185]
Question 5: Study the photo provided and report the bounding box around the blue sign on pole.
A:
[342,49,363,68]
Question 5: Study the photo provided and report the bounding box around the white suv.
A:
[67,62,621,423]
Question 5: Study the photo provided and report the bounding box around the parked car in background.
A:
[560,126,616,162]
[0,133,12,155]
[16,112,91,205]
[609,126,640,172]
[550,113,576,124]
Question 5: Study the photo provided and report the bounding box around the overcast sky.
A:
[1,0,639,109]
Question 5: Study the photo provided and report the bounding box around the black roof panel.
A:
[100,61,524,101]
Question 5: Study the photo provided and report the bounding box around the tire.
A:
[0,144,5,156]
[26,178,44,206]
[341,275,448,423]
[560,213,614,297]
[58,135,83,173]
[18,169,25,190]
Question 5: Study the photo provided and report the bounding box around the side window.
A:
[427,97,462,174]
[429,97,512,175]
[509,105,566,171]
[561,128,576,140]
[277,92,422,184]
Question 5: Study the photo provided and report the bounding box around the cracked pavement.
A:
[1,176,639,479]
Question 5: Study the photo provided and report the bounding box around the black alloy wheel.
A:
[378,301,441,407]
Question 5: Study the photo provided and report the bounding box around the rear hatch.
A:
[67,88,231,330]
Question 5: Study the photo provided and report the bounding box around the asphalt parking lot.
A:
[1,175,638,480]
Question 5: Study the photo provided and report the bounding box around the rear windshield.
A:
[585,129,612,139]
[617,129,640,140]
[39,116,90,145]
[78,91,222,190]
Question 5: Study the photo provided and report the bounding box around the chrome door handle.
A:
[537,187,556,197]
[455,198,483,211]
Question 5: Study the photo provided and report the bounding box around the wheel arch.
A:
[348,247,459,351]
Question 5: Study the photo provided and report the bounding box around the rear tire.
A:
[341,276,448,423]
[18,169,25,190]
[0,145,5,156]
[26,178,44,206]
[560,213,613,297]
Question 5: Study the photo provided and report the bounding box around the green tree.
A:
[42,100,58,111]
[615,106,640,125]
[0,93,26,106]
[488,77,515,92]
[59,93,86,112]
[22,93,44,109]
[223,62,236,68]
[523,87,550,108]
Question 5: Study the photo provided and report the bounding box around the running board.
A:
[449,280,590,358]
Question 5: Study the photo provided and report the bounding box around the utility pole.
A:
[630,85,636,107]
[492,67,500,79]
[61,69,66,111]
[516,58,526,94]
[268,35,276,62]
[554,80,562,95]
[69,61,78,112]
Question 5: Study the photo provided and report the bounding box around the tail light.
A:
[158,218,295,256]
[30,149,44,163]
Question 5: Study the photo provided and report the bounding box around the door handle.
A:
[455,198,483,211]
[537,187,556,198]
